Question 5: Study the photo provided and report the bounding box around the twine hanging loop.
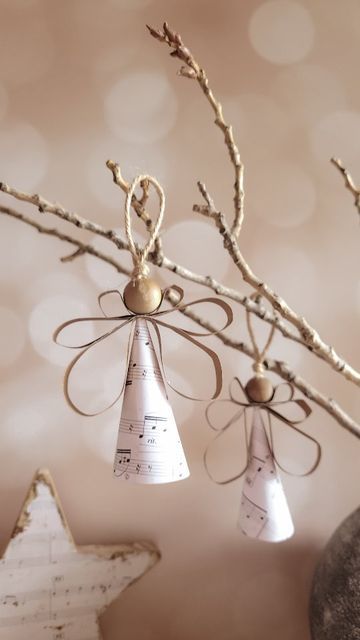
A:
[124,174,165,279]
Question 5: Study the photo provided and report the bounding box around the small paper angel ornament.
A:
[54,174,233,484]
[205,297,321,542]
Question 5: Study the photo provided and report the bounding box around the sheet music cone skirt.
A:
[113,318,190,484]
[238,407,294,543]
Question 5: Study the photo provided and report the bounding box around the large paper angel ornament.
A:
[54,174,233,484]
[205,297,321,542]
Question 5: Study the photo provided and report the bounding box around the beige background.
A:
[0,1,360,638]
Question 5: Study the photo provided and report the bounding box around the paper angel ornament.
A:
[54,174,233,484]
[205,297,321,542]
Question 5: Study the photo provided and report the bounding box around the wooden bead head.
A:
[245,375,274,403]
[123,276,163,314]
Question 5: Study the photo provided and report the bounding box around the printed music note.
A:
[144,414,168,433]
[239,494,268,538]
[113,449,131,477]
[126,361,163,385]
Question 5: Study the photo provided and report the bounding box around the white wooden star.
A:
[0,469,160,639]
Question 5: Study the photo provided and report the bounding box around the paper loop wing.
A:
[266,405,321,477]
[55,316,134,416]
[204,403,249,485]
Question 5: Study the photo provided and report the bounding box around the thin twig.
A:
[147,22,245,237]
[0,205,130,276]
[331,157,360,218]
[0,180,128,251]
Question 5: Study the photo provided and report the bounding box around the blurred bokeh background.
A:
[0,1,360,638]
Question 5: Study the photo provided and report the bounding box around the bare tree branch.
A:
[148,22,360,389]
[0,205,130,275]
[331,157,360,218]
[1,171,359,387]
[0,176,314,352]
[0,181,128,251]
[2,200,358,438]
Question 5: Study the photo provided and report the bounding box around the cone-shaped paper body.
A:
[238,407,294,542]
[113,318,190,484]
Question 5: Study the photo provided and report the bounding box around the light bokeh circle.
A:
[25,272,92,308]
[310,110,360,166]
[250,161,316,228]
[0,122,48,190]
[104,70,178,144]
[274,64,346,124]
[28,295,93,366]
[249,1,315,65]
[250,243,318,315]
[0,216,59,287]
[223,93,290,154]
[162,220,230,283]
[0,306,26,367]
[3,405,50,444]
[1,386,74,464]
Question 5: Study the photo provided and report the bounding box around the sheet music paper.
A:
[238,407,294,543]
[113,318,190,484]
[0,470,159,639]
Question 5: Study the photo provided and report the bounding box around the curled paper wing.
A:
[150,319,224,401]
[266,406,321,477]
[229,376,251,404]
[204,400,248,484]
[54,315,134,416]
[160,293,233,337]
[152,292,233,400]
[98,288,131,317]
[270,381,295,403]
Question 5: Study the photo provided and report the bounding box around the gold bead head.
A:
[245,375,274,403]
[123,277,163,314]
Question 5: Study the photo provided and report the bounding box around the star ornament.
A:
[0,469,160,639]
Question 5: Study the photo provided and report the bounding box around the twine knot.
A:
[252,361,265,376]
[131,261,150,279]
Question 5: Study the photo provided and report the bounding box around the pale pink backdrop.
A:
[0,1,360,638]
